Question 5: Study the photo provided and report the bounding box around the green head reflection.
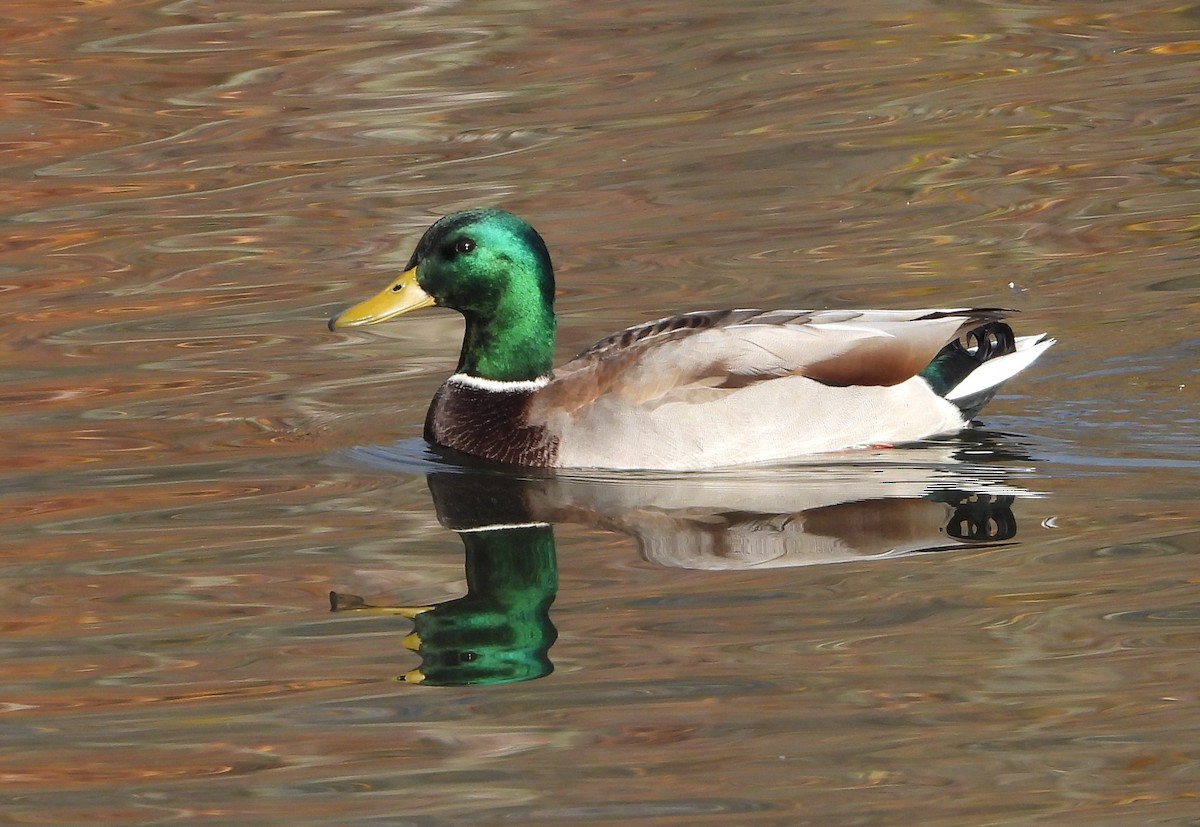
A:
[401,525,557,686]
[332,471,559,687]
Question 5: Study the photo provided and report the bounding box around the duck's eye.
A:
[454,238,476,255]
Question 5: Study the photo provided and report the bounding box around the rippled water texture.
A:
[3,0,1199,824]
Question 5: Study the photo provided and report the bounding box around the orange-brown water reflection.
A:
[3,0,1199,823]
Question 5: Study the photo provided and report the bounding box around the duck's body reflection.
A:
[333,442,1028,685]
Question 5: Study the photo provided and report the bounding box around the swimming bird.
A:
[329,209,1053,470]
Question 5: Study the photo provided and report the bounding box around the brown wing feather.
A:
[803,308,1011,386]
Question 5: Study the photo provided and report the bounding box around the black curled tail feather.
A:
[920,321,1017,418]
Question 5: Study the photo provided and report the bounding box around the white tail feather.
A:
[946,335,1055,401]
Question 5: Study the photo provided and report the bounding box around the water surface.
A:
[3,0,1199,824]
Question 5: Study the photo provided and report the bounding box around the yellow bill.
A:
[328,265,435,330]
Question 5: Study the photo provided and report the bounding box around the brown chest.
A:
[424,379,559,467]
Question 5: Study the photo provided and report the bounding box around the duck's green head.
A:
[329,209,557,381]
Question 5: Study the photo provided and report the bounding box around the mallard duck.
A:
[329,209,1053,470]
